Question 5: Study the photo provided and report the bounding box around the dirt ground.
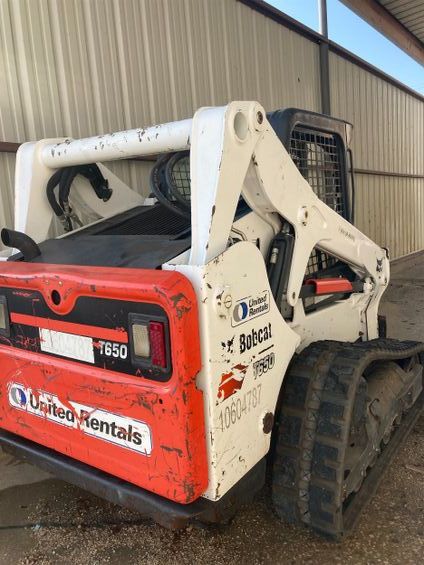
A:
[1,255,424,565]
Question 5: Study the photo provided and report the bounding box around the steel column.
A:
[318,0,331,115]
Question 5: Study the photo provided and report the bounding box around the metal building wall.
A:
[0,0,321,239]
[0,0,423,259]
[330,52,424,258]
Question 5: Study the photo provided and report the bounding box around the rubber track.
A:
[272,338,424,539]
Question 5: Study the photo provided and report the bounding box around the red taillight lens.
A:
[149,321,167,368]
[129,314,170,376]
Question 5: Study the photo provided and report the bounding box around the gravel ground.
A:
[1,255,424,565]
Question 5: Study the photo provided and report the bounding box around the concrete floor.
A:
[1,255,424,565]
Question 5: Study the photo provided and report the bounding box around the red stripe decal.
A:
[10,313,128,344]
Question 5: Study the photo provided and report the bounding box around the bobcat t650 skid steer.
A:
[0,102,423,538]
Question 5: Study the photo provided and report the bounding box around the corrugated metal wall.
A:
[0,0,320,238]
[0,0,423,258]
[330,52,424,257]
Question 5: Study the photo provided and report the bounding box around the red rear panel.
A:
[0,263,207,504]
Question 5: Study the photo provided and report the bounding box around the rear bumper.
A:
[0,429,265,530]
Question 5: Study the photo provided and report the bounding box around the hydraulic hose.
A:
[46,164,112,231]
[1,228,41,261]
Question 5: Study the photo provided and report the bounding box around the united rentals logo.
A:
[232,290,270,327]
[8,383,152,455]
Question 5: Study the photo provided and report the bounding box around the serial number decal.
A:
[39,328,94,364]
[253,351,275,378]
[39,331,129,364]
[98,340,128,360]
[218,384,262,430]
[8,383,152,455]
[339,226,355,241]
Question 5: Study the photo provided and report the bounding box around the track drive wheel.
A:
[271,339,424,539]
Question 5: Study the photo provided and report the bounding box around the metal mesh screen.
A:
[155,123,347,277]
[289,126,345,215]
[169,155,191,201]
[304,248,337,276]
[289,126,345,275]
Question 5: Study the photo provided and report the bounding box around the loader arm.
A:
[13,101,388,345]
[187,102,388,338]
[13,101,388,284]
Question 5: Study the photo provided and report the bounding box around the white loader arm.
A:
[188,101,388,334]
[16,100,388,314]
[190,102,388,279]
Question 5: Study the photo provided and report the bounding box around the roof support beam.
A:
[318,0,331,115]
[340,0,424,66]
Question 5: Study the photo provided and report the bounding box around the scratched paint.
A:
[41,119,193,169]
[0,263,207,504]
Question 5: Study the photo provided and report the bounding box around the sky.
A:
[268,0,424,94]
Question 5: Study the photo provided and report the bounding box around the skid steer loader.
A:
[0,101,422,538]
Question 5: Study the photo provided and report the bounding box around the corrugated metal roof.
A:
[340,0,424,66]
[378,0,424,43]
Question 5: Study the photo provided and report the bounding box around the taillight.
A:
[149,321,167,368]
[129,314,170,377]
[132,323,150,358]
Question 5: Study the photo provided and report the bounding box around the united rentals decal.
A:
[232,290,270,327]
[8,383,152,455]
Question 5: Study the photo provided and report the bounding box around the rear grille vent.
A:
[97,205,190,236]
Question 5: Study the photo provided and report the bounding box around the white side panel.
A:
[167,243,374,499]
[290,293,370,350]
[167,241,300,500]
